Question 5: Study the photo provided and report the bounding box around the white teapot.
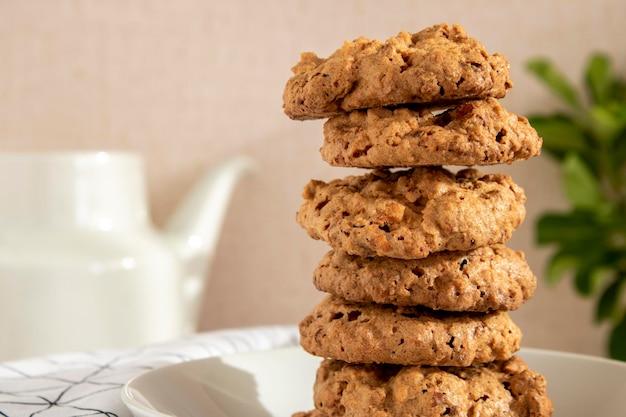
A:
[0,151,252,360]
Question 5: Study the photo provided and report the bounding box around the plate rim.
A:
[121,346,626,417]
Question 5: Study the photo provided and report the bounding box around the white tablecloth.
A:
[0,325,299,417]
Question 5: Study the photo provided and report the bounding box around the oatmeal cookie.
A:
[296,167,526,259]
[313,245,536,311]
[321,98,542,167]
[292,356,554,417]
[283,23,512,120]
[299,295,521,366]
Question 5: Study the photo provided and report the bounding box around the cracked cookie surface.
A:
[299,295,521,366]
[313,245,536,311]
[321,98,542,167]
[293,356,554,417]
[296,167,526,259]
[283,23,512,120]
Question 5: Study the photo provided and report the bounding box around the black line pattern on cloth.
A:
[0,325,299,417]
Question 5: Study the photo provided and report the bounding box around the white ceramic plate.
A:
[122,346,626,417]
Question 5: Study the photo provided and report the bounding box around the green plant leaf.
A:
[561,153,604,209]
[614,101,626,124]
[611,79,626,104]
[574,265,610,296]
[527,58,583,110]
[536,211,604,248]
[566,245,610,296]
[545,250,579,285]
[608,312,626,361]
[589,105,625,142]
[611,132,626,173]
[527,114,589,159]
[574,268,594,296]
[585,53,612,106]
[596,275,625,322]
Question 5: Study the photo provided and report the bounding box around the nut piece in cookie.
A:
[292,356,554,417]
[321,98,542,167]
[299,295,522,366]
[313,245,537,311]
[296,167,526,259]
[283,23,513,120]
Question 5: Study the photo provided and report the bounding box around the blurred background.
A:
[1,0,624,358]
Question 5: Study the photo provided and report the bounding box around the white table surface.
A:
[0,325,299,417]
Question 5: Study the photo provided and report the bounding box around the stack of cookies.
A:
[282,23,554,417]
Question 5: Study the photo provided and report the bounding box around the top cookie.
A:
[283,23,512,120]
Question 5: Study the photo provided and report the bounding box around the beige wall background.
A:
[1,0,624,357]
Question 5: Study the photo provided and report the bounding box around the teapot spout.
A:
[164,156,254,331]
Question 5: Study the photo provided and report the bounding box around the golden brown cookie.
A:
[283,23,512,120]
[299,295,521,366]
[313,245,536,311]
[292,356,554,417]
[296,167,526,259]
[321,98,542,167]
